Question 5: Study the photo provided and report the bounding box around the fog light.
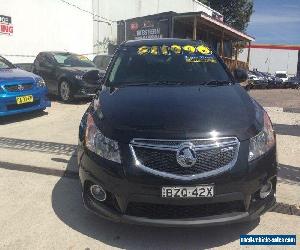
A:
[260,181,272,199]
[90,184,106,202]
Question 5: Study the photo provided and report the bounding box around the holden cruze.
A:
[77,39,277,227]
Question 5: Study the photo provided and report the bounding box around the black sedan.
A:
[259,72,283,88]
[285,76,300,89]
[78,39,277,227]
[33,52,104,102]
[247,71,268,89]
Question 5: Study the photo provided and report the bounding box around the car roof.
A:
[39,51,76,55]
[122,38,206,47]
[94,54,112,58]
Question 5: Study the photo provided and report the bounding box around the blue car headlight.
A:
[85,113,121,163]
[248,112,275,162]
[36,78,46,88]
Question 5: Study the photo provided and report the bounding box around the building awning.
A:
[173,12,255,42]
[199,13,255,42]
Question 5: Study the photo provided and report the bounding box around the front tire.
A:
[59,81,73,102]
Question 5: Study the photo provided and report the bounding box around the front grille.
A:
[4,83,34,92]
[126,201,245,219]
[6,100,40,111]
[131,138,239,179]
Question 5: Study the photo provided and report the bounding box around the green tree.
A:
[199,0,254,32]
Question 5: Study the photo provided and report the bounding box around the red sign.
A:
[0,15,13,35]
[0,23,13,35]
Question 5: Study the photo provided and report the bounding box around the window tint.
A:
[108,45,230,86]
[0,57,15,69]
[94,55,112,70]
[276,74,287,78]
[53,53,95,67]
[39,54,54,67]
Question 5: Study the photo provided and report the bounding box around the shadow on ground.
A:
[0,110,48,125]
[51,155,259,249]
[278,163,300,185]
[273,124,300,137]
[48,94,92,105]
[0,137,76,156]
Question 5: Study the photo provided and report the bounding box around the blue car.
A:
[0,56,50,117]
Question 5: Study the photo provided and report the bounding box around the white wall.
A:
[239,48,298,76]
[0,0,219,62]
[93,0,218,53]
[0,0,94,63]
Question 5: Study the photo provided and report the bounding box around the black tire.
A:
[59,80,73,102]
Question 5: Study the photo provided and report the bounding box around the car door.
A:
[34,53,57,93]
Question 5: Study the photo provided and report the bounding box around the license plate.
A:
[162,185,214,198]
[16,95,33,104]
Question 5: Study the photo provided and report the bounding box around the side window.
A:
[39,54,54,68]
[98,56,104,69]
[34,54,42,67]
[108,56,122,82]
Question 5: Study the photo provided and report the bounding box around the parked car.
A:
[0,56,50,117]
[285,76,300,89]
[33,52,103,102]
[259,72,283,89]
[93,54,112,71]
[78,39,277,227]
[275,71,289,83]
[247,71,268,89]
[14,63,34,73]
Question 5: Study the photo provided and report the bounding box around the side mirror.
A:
[234,68,248,83]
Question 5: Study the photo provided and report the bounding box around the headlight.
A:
[36,78,46,88]
[75,75,83,80]
[248,112,275,162]
[85,113,121,163]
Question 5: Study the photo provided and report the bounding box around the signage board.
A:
[125,17,170,41]
[0,15,13,35]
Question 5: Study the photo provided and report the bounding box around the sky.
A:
[247,0,300,45]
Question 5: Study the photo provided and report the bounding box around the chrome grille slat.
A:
[130,137,240,180]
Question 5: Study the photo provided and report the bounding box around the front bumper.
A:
[0,88,50,117]
[78,140,277,227]
[72,79,100,98]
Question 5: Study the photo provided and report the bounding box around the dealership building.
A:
[1,0,223,63]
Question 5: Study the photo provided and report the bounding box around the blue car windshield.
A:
[0,57,15,69]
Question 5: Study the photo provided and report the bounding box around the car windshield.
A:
[0,57,15,69]
[53,53,95,67]
[276,74,287,78]
[108,44,231,86]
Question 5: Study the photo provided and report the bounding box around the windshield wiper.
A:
[203,80,233,86]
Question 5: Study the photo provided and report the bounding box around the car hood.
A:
[96,84,263,142]
[0,68,37,83]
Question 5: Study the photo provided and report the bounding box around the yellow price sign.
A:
[137,46,150,55]
[197,45,212,55]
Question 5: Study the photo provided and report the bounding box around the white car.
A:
[275,71,289,82]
